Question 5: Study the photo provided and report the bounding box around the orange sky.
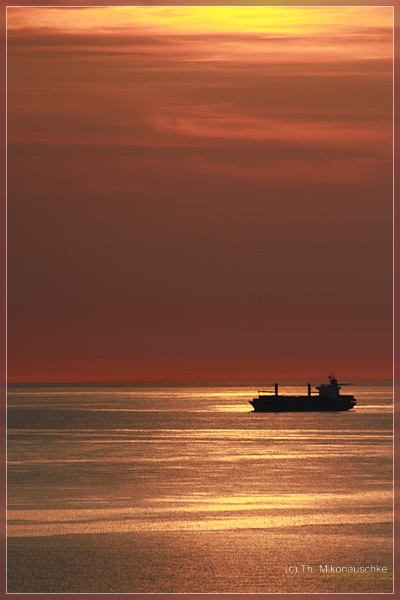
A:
[7,6,393,382]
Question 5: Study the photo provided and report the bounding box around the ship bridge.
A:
[316,376,342,399]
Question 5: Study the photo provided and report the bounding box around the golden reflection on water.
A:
[8,489,391,537]
[7,384,393,593]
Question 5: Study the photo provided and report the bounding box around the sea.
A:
[7,381,393,593]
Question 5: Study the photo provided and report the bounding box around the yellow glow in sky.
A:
[7,6,393,37]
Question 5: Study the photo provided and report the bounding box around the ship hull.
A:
[250,395,356,412]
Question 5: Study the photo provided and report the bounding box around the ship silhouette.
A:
[250,376,356,412]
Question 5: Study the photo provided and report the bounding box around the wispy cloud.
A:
[150,111,390,148]
[8,7,392,66]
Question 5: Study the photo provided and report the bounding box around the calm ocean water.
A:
[7,381,393,593]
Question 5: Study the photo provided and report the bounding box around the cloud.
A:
[149,111,390,149]
[8,6,392,66]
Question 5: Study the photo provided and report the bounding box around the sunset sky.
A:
[7,6,393,382]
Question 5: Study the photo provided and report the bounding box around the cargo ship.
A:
[249,376,356,412]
